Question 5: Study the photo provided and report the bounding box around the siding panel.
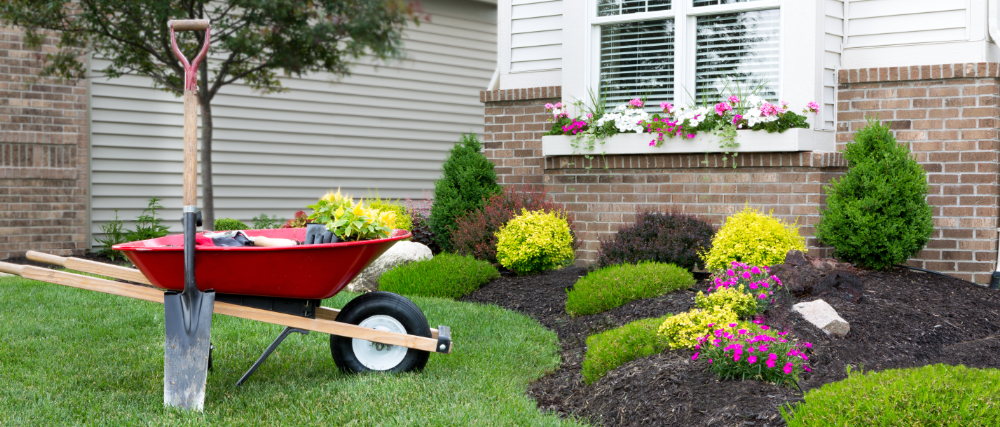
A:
[823,0,844,131]
[510,0,563,73]
[89,0,496,240]
[846,0,967,47]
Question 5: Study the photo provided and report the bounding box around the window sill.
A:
[541,129,835,156]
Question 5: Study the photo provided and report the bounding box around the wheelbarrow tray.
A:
[113,228,411,300]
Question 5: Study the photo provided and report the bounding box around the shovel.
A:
[163,18,215,411]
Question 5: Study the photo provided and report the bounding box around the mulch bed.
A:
[460,265,1000,427]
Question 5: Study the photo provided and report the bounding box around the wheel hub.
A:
[352,315,407,370]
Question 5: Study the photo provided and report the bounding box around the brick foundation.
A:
[0,26,89,259]
[482,68,1000,284]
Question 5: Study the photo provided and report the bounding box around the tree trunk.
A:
[199,62,215,231]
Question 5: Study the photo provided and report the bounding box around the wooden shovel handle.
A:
[169,19,210,31]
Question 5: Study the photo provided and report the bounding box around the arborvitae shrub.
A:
[451,184,578,264]
[596,210,715,270]
[701,206,806,271]
[214,218,249,231]
[815,118,933,270]
[496,209,574,275]
[429,134,501,252]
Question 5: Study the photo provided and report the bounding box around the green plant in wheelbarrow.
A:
[307,189,397,241]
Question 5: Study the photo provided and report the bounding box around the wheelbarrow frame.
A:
[0,252,453,370]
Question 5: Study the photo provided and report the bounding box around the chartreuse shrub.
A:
[565,262,694,316]
[701,205,806,271]
[708,262,783,314]
[496,209,574,275]
[816,118,934,271]
[596,210,715,270]
[781,364,1000,426]
[379,253,499,299]
[430,134,501,252]
[368,197,413,231]
[695,321,811,388]
[581,315,670,384]
[695,285,757,319]
[658,307,741,350]
[214,218,249,231]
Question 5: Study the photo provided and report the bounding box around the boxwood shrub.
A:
[566,262,694,316]
[782,364,1000,426]
[378,253,499,299]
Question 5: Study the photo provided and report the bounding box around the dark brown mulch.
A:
[460,266,1000,427]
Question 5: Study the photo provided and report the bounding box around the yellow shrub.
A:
[700,205,806,271]
[496,209,574,275]
[695,285,758,319]
[658,307,741,350]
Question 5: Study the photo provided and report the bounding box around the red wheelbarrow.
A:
[0,229,452,384]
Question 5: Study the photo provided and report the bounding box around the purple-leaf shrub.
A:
[693,320,811,387]
[410,211,441,254]
[709,261,784,314]
[596,210,715,271]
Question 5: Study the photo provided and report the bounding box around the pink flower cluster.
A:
[544,102,568,120]
[805,101,820,115]
[629,98,644,109]
[709,261,783,311]
[645,117,695,147]
[562,119,587,135]
[693,321,812,386]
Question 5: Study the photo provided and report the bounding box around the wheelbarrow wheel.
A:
[330,291,431,373]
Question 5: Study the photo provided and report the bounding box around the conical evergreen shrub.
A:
[430,134,501,251]
[815,117,933,270]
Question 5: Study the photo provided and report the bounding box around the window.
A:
[594,0,781,110]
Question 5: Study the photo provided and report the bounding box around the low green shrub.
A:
[781,364,1000,426]
[582,315,669,384]
[496,209,575,275]
[215,218,249,231]
[566,262,695,316]
[379,253,499,299]
[658,306,741,350]
[701,205,806,271]
[695,285,758,319]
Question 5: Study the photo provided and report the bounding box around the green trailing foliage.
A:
[781,364,1000,426]
[378,253,500,299]
[581,315,670,384]
[429,134,501,252]
[214,218,249,231]
[565,262,695,316]
[816,118,934,270]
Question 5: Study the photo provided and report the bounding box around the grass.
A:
[0,274,584,426]
[781,364,1000,426]
[379,253,500,299]
[581,315,670,384]
[565,262,695,316]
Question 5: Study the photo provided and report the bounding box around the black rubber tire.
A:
[330,291,432,374]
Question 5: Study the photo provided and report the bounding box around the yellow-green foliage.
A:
[368,198,413,231]
[658,307,741,350]
[701,205,806,271]
[496,209,574,275]
[695,285,758,319]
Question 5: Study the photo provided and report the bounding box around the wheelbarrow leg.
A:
[236,326,309,386]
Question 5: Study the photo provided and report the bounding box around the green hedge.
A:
[581,315,669,384]
[379,253,499,299]
[566,262,694,316]
[782,364,1000,426]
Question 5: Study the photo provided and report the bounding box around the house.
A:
[0,0,497,260]
[482,0,1000,284]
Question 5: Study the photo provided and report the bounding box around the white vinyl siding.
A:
[845,0,967,48]
[89,0,496,242]
[510,0,563,72]
[823,0,843,131]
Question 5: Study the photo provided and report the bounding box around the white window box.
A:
[541,129,834,156]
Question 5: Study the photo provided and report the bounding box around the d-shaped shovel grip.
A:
[167,20,211,91]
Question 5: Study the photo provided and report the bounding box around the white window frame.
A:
[563,0,826,131]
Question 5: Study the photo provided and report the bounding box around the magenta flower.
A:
[758,294,767,300]
[728,95,739,104]
[554,102,562,109]
[544,103,554,110]
[760,325,770,330]
[714,101,733,116]
[692,352,699,361]
[661,102,674,113]
[803,365,811,372]
[629,98,644,108]
[727,269,736,277]
[747,355,757,364]
[807,101,820,114]
[750,266,761,274]
[766,358,776,368]
[783,362,794,374]
[738,329,747,335]
[749,283,758,290]
[804,342,812,349]
[708,358,713,364]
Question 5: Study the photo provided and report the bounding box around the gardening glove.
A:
[304,223,339,245]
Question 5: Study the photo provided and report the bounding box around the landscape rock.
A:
[792,299,850,337]
[347,241,432,292]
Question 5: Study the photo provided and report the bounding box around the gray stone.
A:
[347,241,432,292]
[793,299,850,337]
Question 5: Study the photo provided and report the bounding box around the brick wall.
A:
[838,62,1000,284]
[0,26,89,259]
[481,88,847,269]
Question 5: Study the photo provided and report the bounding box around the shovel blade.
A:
[163,290,215,411]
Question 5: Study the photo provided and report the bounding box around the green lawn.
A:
[0,274,583,426]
